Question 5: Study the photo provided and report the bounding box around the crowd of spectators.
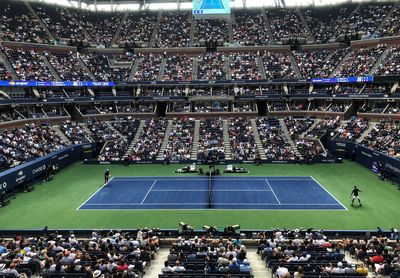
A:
[232,11,270,46]
[0,230,158,277]
[163,117,194,162]
[32,3,87,43]
[228,117,258,161]
[170,103,190,113]
[0,63,13,80]
[194,19,229,45]
[1,0,49,43]
[361,119,400,158]
[268,102,288,112]
[230,52,261,80]
[60,120,91,144]
[162,55,193,81]
[257,117,296,161]
[379,6,400,37]
[154,12,191,48]
[261,51,295,80]
[48,51,92,81]
[134,54,162,81]
[0,122,66,168]
[111,116,140,141]
[194,102,229,113]
[267,8,309,41]
[327,103,350,112]
[293,49,336,79]
[161,236,252,275]
[337,116,369,141]
[233,103,254,112]
[5,47,55,81]
[302,5,353,43]
[86,118,120,142]
[336,45,386,77]
[98,138,128,162]
[197,52,226,81]
[163,87,186,97]
[117,13,156,47]
[341,3,392,37]
[296,139,325,160]
[72,10,121,47]
[197,119,225,162]
[82,53,130,82]
[306,116,341,139]
[284,116,315,140]
[0,110,23,123]
[129,118,167,161]
[376,45,400,76]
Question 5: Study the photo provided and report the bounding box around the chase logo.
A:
[9,81,15,85]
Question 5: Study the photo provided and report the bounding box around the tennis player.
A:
[104,169,110,185]
[350,186,362,207]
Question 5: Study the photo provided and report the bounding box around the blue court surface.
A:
[200,0,225,9]
[78,176,347,210]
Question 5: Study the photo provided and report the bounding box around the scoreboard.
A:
[192,0,230,18]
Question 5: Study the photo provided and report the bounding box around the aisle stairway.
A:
[357,121,377,143]
[250,119,267,160]
[222,120,233,160]
[156,120,172,160]
[123,120,145,158]
[190,120,200,160]
[278,118,302,159]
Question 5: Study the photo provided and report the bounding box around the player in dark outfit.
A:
[351,186,362,207]
[104,169,110,185]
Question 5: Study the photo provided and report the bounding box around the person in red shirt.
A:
[117,260,128,272]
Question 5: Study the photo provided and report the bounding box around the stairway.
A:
[41,55,61,81]
[222,120,233,160]
[192,57,198,81]
[123,120,145,158]
[262,9,275,44]
[357,121,376,143]
[107,122,124,139]
[329,3,361,41]
[190,120,200,160]
[369,47,390,75]
[77,56,96,81]
[54,125,72,145]
[301,120,319,138]
[250,119,267,160]
[189,14,196,47]
[257,55,267,79]
[156,120,173,160]
[159,57,167,81]
[330,50,353,77]
[0,50,18,79]
[227,17,233,44]
[278,118,302,157]
[81,124,95,142]
[247,247,272,278]
[296,7,315,43]
[110,12,129,47]
[142,247,169,277]
[290,52,302,79]
[375,2,400,35]
[129,58,141,81]
[149,10,163,48]
[24,0,54,41]
[67,9,93,44]
[225,54,231,80]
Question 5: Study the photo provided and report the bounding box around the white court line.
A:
[140,179,158,204]
[151,189,272,192]
[310,176,348,211]
[81,202,344,206]
[265,179,281,204]
[76,177,114,211]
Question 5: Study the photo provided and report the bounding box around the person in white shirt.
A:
[172,260,185,272]
[161,261,173,273]
[276,265,290,278]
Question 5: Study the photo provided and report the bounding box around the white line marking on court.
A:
[265,179,281,204]
[310,176,348,211]
[140,179,158,204]
[76,177,114,211]
[151,189,272,192]
[81,203,344,206]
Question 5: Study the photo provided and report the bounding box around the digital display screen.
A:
[311,76,374,83]
[192,0,230,16]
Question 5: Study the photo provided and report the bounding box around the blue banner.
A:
[0,81,115,87]
[312,76,374,84]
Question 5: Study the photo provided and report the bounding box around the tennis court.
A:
[78,176,347,210]
[200,0,225,9]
